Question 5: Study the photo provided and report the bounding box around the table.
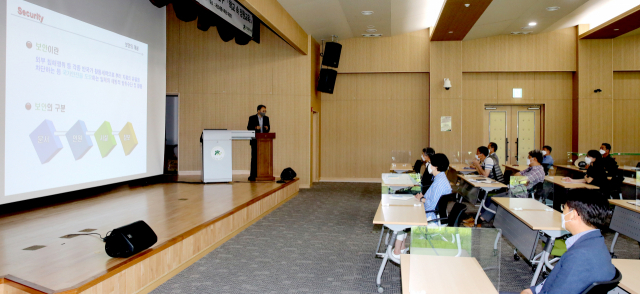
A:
[372,202,429,293]
[554,165,586,178]
[450,163,477,174]
[612,259,640,294]
[608,200,640,259]
[503,164,527,183]
[545,176,599,211]
[619,166,640,178]
[400,254,498,294]
[381,173,419,193]
[457,174,508,225]
[390,163,413,173]
[492,198,569,287]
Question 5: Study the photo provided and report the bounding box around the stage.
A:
[0,175,299,294]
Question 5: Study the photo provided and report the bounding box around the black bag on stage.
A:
[277,167,297,183]
[104,220,157,258]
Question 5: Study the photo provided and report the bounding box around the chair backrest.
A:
[530,182,544,198]
[413,159,423,174]
[542,163,551,175]
[636,162,640,168]
[435,192,457,220]
[447,202,468,227]
[580,267,622,294]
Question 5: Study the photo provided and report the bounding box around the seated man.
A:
[487,142,505,182]
[392,153,451,259]
[420,147,436,194]
[480,150,546,222]
[507,189,615,294]
[600,143,618,176]
[542,145,554,166]
[471,146,504,183]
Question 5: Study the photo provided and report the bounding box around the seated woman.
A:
[479,150,546,222]
[392,153,451,259]
[420,147,436,194]
[562,150,608,189]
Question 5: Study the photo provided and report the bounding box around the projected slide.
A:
[5,0,147,196]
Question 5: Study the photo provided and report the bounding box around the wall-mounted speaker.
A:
[105,220,157,258]
[322,42,342,68]
[317,68,337,94]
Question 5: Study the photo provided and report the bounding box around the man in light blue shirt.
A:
[392,154,451,259]
[542,145,554,166]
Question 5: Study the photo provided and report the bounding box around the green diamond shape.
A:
[94,121,116,158]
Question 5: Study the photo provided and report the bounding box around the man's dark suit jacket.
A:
[247,114,270,134]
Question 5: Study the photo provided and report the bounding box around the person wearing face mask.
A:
[506,189,615,294]
[420,147,436,194]
[391,154,451,259]
[599,143,618,176]
[247,105,270,181]
[487,142,505,183]
[562,150,607,189]
[471,146,504,183]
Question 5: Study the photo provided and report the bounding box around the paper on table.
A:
[627,200,640,206]
[390,195,414,200]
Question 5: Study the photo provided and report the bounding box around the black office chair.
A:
[413,159,423,174]
[529,182,544,201]
[609,170,625,199]
[580,267,622,294]
[424,192,456,225]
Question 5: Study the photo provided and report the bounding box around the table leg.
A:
[375,225,386,256]
[531,237,555,287]
[609,232,619,258]
[376,231,398,293]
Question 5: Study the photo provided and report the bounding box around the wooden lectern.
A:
[255,133,276,181]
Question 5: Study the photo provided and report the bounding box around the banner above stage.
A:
[196,0,253,37]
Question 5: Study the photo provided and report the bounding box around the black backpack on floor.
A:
[277,168,297,183]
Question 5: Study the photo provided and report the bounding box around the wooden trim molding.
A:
[580,4,640,39]
[431,0,493,41]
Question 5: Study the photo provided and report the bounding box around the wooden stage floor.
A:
[0,175,299,293]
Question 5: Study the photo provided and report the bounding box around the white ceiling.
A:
[276,0,444,42]
[277,0,640,42]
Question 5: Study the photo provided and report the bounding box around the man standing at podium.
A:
[247,105,270,181]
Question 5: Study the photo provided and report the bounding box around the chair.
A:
[609,170,625,199]
[580,267,622,294]
[413,159,423,174]
[529,182,544,200]
[542,163,551,175]
[424,192,457,226]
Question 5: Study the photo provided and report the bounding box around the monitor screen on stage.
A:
[0,0,166,204]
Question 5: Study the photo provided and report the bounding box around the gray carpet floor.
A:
[152,182,640,294]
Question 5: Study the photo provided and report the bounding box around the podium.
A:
[254,133,276,181]
[201,130,255,183]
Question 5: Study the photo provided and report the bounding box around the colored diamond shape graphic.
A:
[119,122,138,156]
[94,121,116,158]
[29,119,63,164]
[65,120,93,160]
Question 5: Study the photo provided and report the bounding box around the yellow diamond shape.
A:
[119,122,138,156]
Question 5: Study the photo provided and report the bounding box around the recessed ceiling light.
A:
[361,11,374,15]
[522,31,532,34]
[529,22,537,26]
[362,34,382,37]
[449,31,453,33]
[546,6,560,11]
[366,29,377,33]
[511,32,522,35]
[465,4,470,7]
[614,29,619,31]
[367,25,375,28]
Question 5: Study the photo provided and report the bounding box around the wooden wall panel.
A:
[238,0,309,54]
[337,29,430,73]
[462,73,497,101]
[534,72,574,101]
[543,100,573,165]
[462,27,577,72]
[613,34,640,71]
[578,39,613,99]
[430,99,462,162]
[578,99,613,149]
[167,5,312,186]
[497,73,535,103]
[614,72,640,99]
[613,100,640,153]
[431,41,462,99]
[166,4,180,93]
[320,73,429,179]
[461,100,486,161]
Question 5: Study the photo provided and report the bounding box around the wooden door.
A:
[484,105,542,165]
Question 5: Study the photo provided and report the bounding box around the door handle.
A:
[515,138,519,162]
[505,138,509,162]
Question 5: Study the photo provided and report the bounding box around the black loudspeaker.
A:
[322,42,342,68]
[317,68,337,94]
[105,220,157,258]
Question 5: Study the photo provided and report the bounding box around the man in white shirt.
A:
[471,146,503,182]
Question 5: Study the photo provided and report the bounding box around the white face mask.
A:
[527,159,531,166]
[421,155,426,162]
[585,157,592,165]
[541,150,547,156]
[561,209,574,230]
[428,164,434,174]
[599,149,606,155]
[475,155,480,160]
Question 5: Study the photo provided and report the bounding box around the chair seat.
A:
[542,239,568,257]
